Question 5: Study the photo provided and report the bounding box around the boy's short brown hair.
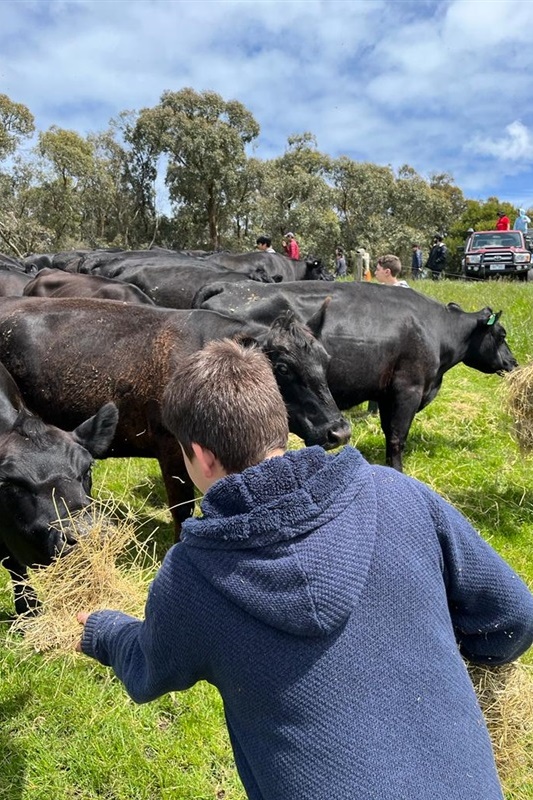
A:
[162,339,289,473]
[376,254,402,277]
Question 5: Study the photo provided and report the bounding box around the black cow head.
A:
[0,402,118,614]
[249,266,274,283]
[246,301,351,449]
[304,258,334,281]
[463,307,518,375]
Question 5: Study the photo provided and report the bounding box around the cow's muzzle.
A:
[324,417,352,450]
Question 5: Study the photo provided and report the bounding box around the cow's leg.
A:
[378,386,423,472]
[0,547,39,616]
[156,447,196,542]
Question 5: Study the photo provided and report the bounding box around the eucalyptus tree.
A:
[0,94,34,161]
[0,160,51,257]
[135,88,260,250]
[331,156,396,256]
[0,95,39,256]
[255,133,339,258]
[36,126,95,249]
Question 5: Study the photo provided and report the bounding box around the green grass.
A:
[1,278,533,798]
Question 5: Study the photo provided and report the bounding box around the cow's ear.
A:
[486,310,502,326]
[72,402,118,457]
[447,302,462,311]
[478,308,502,327]
[306,297,331,339]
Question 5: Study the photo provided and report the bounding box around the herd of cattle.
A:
[0,246,517,614]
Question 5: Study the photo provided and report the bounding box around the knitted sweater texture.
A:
[82,446,533,800]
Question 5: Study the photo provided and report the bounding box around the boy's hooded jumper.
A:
[81,446,533,800]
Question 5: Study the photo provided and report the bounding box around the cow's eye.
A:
[276,363,290,376]
[82,467,93,491]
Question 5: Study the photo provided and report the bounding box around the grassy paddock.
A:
[1,279,533,799]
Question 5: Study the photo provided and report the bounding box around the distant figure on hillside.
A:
[282,232,300,260]
[513,209,531,232]
[334,247,347,278]
[495,211,510,231]
[256,236,276,253]
[425,235,448,280]
[411,243,422,280]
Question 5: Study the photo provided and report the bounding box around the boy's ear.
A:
[191,442,218,476]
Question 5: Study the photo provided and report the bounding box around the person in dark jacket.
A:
[411,242,423,279]
[425,234,448,279]
[77,339,533,800]
[334,246,347,278]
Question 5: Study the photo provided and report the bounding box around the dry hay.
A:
[468,662,533,781]
[11,500,158,659]
[505,362,533,452]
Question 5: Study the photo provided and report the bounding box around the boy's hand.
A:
[76,612,90,652]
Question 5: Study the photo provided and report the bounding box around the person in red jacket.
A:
[282,232,300,260]
[496,211,510,230]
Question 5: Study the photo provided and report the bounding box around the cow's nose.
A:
[326,418,352,448]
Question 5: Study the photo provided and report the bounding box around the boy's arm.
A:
[432,494,533,665]
[79,547,204,703]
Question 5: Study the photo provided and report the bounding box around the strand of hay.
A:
[10,499,159,660]
[505,362,533,452]
[468,662,533,781]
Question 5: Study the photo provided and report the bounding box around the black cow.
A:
[79,249,210,277]
[194,280,518,471]
[0,362,118,614]
[80,262,274,309]
[202,251,333,281]
[81,248,331,283]
[0,268,32,296]
[23,268,156,305]
[0,297,350,533]
[22,254,54,273]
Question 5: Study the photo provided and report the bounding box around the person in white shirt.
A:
[374,254,409,287]
[256,235,276,253]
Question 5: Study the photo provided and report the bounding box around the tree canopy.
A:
[0,90,522,271]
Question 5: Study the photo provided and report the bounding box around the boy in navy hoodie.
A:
[78,338,533,800]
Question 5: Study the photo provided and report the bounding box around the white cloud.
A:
[467,121,533,162]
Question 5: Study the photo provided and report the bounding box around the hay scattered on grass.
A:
[11,501,158,660]
[468,662,533,780]
[505,362,533,452]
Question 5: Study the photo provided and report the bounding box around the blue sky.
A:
[2,0,533,211]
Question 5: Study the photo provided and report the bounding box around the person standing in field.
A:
[77,338,533,800]
[334,246,347,278]
[411,243,422,279]
[425,234,448,280]
[282,232,300,260]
